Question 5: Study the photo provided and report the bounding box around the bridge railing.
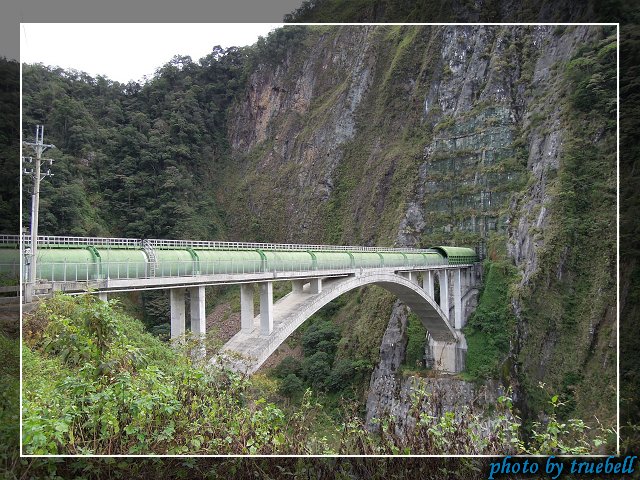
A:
[35,257,450,283]
[0,235,20,244]
[146,238,436,253]
[7,234,142,248]
[7,234,439,254]
[32,235,141,247]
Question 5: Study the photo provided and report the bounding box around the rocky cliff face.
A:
[365,299,494,436]
[226,24,616,427]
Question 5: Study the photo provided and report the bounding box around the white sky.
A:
[20,23,284,84]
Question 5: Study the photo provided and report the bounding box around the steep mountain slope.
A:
[225,25,616,425]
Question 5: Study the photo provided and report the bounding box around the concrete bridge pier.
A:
[453,269,463,329]
[438,270,449,319]
[190,286,206,358]
[240,284,254,333]
[423,270,435,299]
[98,291,108,302]
[260,282,273,335]
[190,286,206,337]
[309,278,322,294]
[170,288,186,339]
[169,286,207,342]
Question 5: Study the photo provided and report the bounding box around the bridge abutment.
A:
[426,331,467,373]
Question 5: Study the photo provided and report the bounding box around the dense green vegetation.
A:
[464,258,516,381]
[23,295,300,455]
[284,0,616,23]
[615,17,640,452]
[402,312,428,369]
[21,47,246,239]
[0,58,19,235]
[0,332,19,474]
[272,317,370,401]
[20,294,610,457]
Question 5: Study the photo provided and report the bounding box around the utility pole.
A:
[23,125,55,303]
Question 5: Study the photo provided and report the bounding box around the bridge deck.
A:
[51,265,459,294]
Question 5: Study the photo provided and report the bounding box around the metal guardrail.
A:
[146,238,436,253]
[5,234,438,254]
[0,235,20,244]
[34,235,141,247]
[5,235,141,247]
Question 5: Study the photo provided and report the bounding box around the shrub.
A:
[301,320,340,357]
[279,374,304,399]
[326,359,356,392]
[272,355,302,379]
[301,351,332,390]
[21,294,299,455]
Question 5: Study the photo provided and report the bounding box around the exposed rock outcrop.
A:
[227,24,616,429]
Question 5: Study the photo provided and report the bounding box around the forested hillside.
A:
[0,58,19,234]
[284,0,604,23]
[19,25,617,438]
[21,47,246,239]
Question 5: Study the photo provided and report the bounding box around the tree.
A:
[301,351,331,390]
[279,373,304,399]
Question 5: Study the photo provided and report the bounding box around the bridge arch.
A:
[220,271,457,374]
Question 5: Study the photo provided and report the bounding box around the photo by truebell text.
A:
[487,455,638,479]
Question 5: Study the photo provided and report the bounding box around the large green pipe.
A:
[18,242,460,282]
[96,249,148,279]
[0,248,20,280]
[312,251,352,270]
[37,247,97,281]
[196,250,263,275]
